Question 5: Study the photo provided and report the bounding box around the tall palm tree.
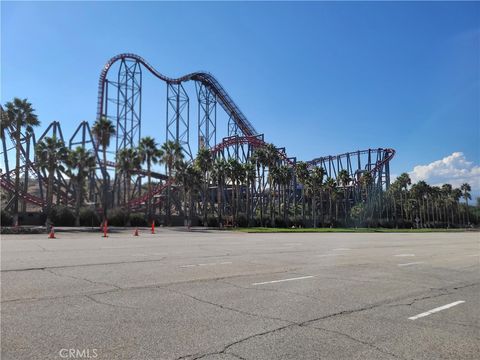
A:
[264,143,280,225]
[5,98,40,224]
[309,166,325,227]
[35,136,68,230]
[295,161,309,225]
[338,169,351,225]
[460,183,471,225]
[251,148,268,225]
[195,147,213,226]
[91,116,115,217]
[212,158,228,227]
[160,141,184,225]
[244,161,256,225]
[176,161,202,227]
[324,177,337,225]
[116,148,140,224]
[65,147,96,226]
[138,137,163,220]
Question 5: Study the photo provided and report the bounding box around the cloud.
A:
[408,152,480,192]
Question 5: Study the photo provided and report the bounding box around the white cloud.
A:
[408,152,480,192]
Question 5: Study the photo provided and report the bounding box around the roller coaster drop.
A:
[1,53,395,223]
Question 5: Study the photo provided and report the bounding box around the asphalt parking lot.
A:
[1,229,479,360]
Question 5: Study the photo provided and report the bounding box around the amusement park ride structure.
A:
[0,53,395,217]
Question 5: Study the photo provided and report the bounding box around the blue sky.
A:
[2,1,479,193]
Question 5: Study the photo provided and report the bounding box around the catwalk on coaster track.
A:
[1,53,395,213]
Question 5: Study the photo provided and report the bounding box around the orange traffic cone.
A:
[48,226,56,239]
[103,220,108,238]
[134,227,139,236]
[151,221,155,234]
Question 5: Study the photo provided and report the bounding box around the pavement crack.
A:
[84,294,137,309]
[160,286,292,324]
[308,325,410,360]
[44,268,122,290]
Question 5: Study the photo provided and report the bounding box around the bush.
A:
[236,213,248,227]
[129,213,148,227]
[1,209,13,226]
[291,216,305,228]
[79,207,101,227]
[107,208,127,226]
[51,205,75,226]
[207,215,218,227]
[274,216,286,228]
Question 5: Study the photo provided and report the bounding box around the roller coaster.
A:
[1,53,395,222]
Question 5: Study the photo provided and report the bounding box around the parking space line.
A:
[180,262,232,268]
[252,275,314,286]
[394,254,416,257]
[408,301,465,320]
[398,262,424,267]
[333,248,351,251]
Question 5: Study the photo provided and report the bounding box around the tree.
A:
[195,148,213,226]
[264,143,280,225]
[65,147,96,226]
[176,161,202,227]
[295,161,310,225]
[308,166,325,227]
[138,137,163,220]
[160,141,184,225]
[212,158,228,227]
[324,177,337,225]
[35,136,68,229]
[338,169,352,225]
[116,148,140,225]
[91,116,115,217]
[460,183,471,225]
[244,161,256,225]
[5,98,40,224]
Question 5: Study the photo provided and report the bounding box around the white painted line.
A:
[131,253,148,257]
[316,254,342,257]
[219,262,232,264]
[285,243,301,246]
[180,265,196,268]
[181,262,232,268]
[333,248,351,251]
[398,262,424,267]
[408,301,465,320]
[394,254,416,257]
[252,275,315,286]
[198,263,217,266]
[466,254,479,257]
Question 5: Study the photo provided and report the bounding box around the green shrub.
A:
[207,215,218,227]
[1,209,13,226]
[274,217,286,228]
[237,213,248,227]
[107,208,127,226]
[51,205,75,226]
[79,207,101,227]
[130,213,148,227]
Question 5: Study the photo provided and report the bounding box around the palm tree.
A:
[176,161,202,227]
[195,147,213,226]
[160,141,184,225]
[35,136,68,230]
[91,116,115,217]
[5,98,40,224]
[279,165,293,224]
[212,158,228,227]
[309,166,325,227]
[338,169,351,225]
[244,161,256,225]
[264,143,280,225]
[324,177,337,225]
[65,147,96,226]
[460,183,471,226]
[251,148,268,225]
[295,161,309,225]
[116,148,140,224]
[138,137,163,220]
